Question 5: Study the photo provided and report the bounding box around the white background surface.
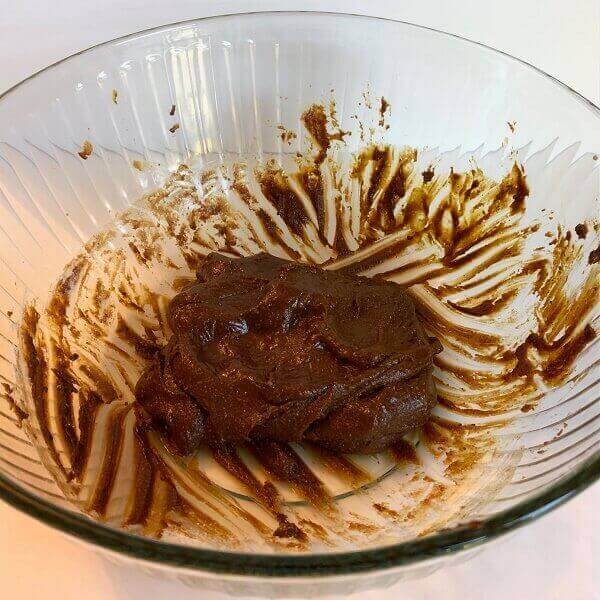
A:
[0,1,598,599]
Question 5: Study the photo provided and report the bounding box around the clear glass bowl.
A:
[0,11,598,597]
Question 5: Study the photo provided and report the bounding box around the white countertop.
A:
[1,487,598,599]
[1,1,598,599]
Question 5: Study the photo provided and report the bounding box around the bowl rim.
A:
[0,9,598,579]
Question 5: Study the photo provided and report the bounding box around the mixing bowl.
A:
[0,11,598,598]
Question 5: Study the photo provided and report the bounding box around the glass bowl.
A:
[0,11,598,598]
